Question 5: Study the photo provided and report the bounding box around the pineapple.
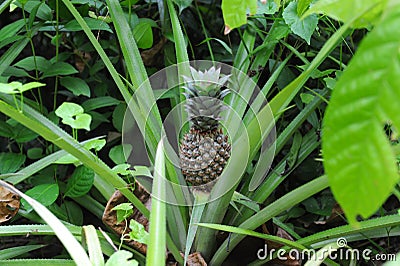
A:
[179,66,231,187]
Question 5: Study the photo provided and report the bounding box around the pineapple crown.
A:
[182,66,231,131]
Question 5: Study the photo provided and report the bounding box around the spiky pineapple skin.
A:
[180,128,230,186]
[179,66,231,187]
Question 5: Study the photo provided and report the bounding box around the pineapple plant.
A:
[179,66,231,187]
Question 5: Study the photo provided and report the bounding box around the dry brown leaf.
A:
[261,224,301,266]
[177,252,207,266]
[0,183,20,223]
[74,49,91,73]
[141,38,167,67]
[102,181,151,254]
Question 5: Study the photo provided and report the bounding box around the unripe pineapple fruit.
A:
[179,66,231,186]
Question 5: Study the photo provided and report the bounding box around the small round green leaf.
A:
[55,102,92,130]
[105,250,138,266]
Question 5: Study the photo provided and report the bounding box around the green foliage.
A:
[0,152,25,174]
[55,139,106,164]
[128,219,149,244]
[65,165,95,198]
[109,144,132,165]
[41,62,79,79]
[322,1,400,224]
[105,250,138,266]
[22,183,59,212]
[221,0,257,33]
[0,0,399,264]
[133,18,157,49]
[55,102,92,131]
[60,77,91,97]
[0,81,45,94]
[283,1,318,45]
[112,203,134,223]
[304,0,387,28]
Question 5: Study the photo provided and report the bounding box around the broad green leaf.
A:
[12,0,52,20]
[221,0,258,33]
[128,219,149,244]
[60,77,91,97]
[111,163,131,175]
[14,56,51,72]
[0,81,45,94]
[105,250,138,266]
[12,123,39,143]
[283,1,318,45]
[257,0,278,15]
[0,121,14,138]
[133,18,157,49]
[55,139,105,164]
[303,0,387,29]
[322,2,400,224]
[22,183,59,212]
[109,144,132,165]
[112,202,133,223]
[297,0,313,16]
[300,93,314,104]
[81,96,120,111]
[55,102,92,130]
[131,166,152,178]
[112,103,126,132]
[0,152,26,174]
[83,139,106,151]
[3,66,29,77]
[27,147,43,159]
[55,102,84,119]
[65,165,95,198]
[63,17,113,33]
[172,0,192,13]
[41,62,78,78]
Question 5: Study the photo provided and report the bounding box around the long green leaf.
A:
[146,142,167,265]
[197,223,306,250]
[0,0,12,15]
[5,137,104,184]
[0,259,76,266]
[0,38,29,76]
[82,225,105,266]
[0,245,45,260]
